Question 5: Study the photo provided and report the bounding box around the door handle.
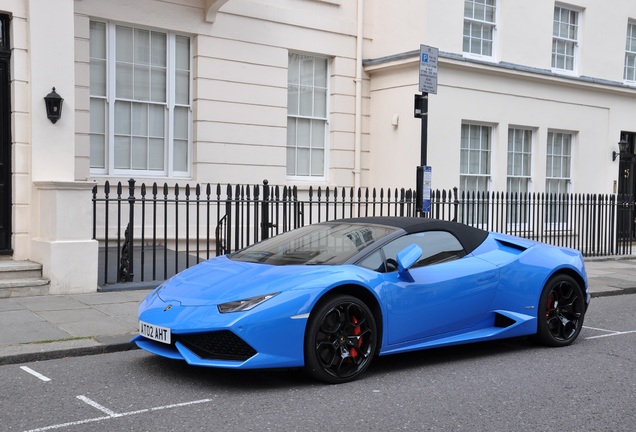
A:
[477,274,496,282]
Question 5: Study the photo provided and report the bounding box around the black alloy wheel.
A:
[304,295,377,384]
[536,274,586,347]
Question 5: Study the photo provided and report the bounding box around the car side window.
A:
[357,250,387,273]
[381,231,466,272]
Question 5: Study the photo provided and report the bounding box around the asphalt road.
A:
[3,295,635,432]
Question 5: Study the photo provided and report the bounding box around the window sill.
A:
[462,53,497,63]
[308,0,341,5]
[550,68,579,78]
[285,176,329,189]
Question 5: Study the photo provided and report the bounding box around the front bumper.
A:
[133,290,312,369]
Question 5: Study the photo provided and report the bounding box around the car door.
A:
[379,231,499,346]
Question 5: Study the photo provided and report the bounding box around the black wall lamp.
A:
[612,139,628,161]
[44,87,63,124]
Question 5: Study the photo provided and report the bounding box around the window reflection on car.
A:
[230,223,397,266]
[357,231,467,273]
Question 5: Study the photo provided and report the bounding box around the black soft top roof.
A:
[327,216,489,255]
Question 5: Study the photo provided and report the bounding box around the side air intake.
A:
[495,239,528,253]
[494,313,516,328]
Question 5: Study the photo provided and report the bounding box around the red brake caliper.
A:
[350,315,362,358]
[546,295,553,319]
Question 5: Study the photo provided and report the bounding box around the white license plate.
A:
[139,321,171,344]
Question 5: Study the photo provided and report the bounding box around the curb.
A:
[0,335,138,367]
[590,287,636,298]
[0,341,138,367]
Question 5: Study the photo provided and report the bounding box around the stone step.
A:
[0,260,43,280]
[0,278,50,298]
[0,260,50,297]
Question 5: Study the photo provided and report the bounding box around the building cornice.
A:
[363,50,636,93]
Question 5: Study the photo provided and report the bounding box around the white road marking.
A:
[583,326,618,333]
[585,330,636,340]
[23,398,214,432]
[20,366,51,382]
[23,415,111,432]
[77,395,121,417]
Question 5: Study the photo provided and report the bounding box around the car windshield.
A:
[230,223,398,265]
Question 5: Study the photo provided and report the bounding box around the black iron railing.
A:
[92,179,634,286]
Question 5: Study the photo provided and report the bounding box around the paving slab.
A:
[14,295,88,312]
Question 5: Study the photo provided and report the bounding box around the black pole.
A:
[420,92,428,167]
[415,92,429,215]
[119,178,135,282]
[261,179,270,241]
[127,178,135,281]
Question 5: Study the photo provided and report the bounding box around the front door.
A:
[617,132,636,249]
[0,15,12,254]
[385,256,499,345]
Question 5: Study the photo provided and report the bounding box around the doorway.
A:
[0,14,12,254]
[617,132,636,248]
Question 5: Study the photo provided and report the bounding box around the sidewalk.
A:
[1,258,635,366]
[0,289,150,366]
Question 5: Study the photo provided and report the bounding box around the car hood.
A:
[157,255,361,306]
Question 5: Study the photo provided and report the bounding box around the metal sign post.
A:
[415,45,438,215]
[418,44,439,94]
[416,165,432,214]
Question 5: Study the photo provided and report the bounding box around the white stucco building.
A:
[1,0,635,295]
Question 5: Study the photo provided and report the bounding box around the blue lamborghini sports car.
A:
[133,217,590,383]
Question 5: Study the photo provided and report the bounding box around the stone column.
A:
[27,0,98,293]
[31,182,98,294]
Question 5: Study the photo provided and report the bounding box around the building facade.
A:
[364,0,636,197]
[1,0,635,294]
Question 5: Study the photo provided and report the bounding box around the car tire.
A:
[304,294,377,384]
[536,274,586,347]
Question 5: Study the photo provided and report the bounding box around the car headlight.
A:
[217,292,280,313]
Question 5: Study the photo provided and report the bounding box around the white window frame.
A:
[286,52,330,183]
[506,127,533,194]
[463,0,497,60]
[460,122,493,194]
[545,130,573,195]
[506,127,534,228]
[89,20,192,178]
[459,122,494,227]
[545,130,574,228]
[624,21,636,84]
[552,4,580,75]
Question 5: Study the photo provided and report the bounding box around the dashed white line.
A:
[23,398,214,432]
[20,366,51,382]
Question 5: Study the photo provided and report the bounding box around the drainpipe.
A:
[353,0,363,190]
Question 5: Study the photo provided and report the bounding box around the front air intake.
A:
[177,331,257,361]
